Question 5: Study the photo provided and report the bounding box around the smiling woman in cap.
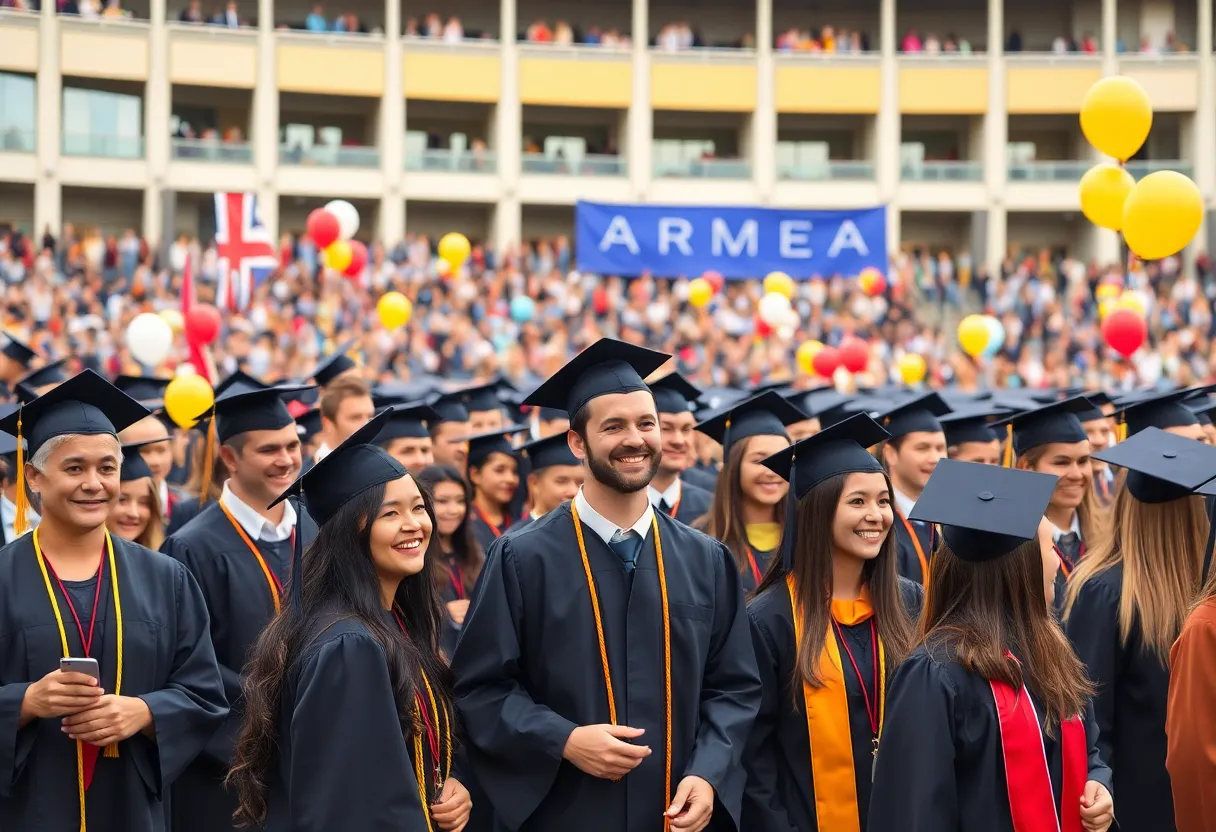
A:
[105,440,166,550]
[463,425,528,551]
[869,459,1114,832]
[0,369,227,832]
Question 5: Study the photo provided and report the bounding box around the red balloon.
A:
[1101,308,1148,358]
[838,336,870,374]
[811,346,841,378]
[185,304,222,346]
[343,240,368,279]
[703,270,725,294]
[306,208,340,250]
[754,315,773,339]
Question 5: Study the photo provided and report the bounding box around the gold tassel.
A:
[1115,415,1127,443]
[14,407,29,537]
[199,416,217,504]
[1002,424,1015,468]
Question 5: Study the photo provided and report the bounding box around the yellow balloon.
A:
[324,240,353,272]
[1079,164,1136,231]
[688,277,713,308]
[957,314,990,358]
[763,271,796,299]
[377,291,413,329]
[164,373,214,429]
[438,232,471,268]
[1098,299,1115,320]
[1123,171,1204,261]
[1095,282,1122,303]
[1079,76,1152,162]
[897,353,927,385]
[796,340,824,374]
[159,308,184,334]
[1116,291,1146,317]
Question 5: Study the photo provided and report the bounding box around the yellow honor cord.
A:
[1002,423,1015,468]
[13,409,28,537]
[33,527,123,832]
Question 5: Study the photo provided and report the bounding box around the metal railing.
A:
[57,13,150,30]
[521,153,626,176]
[165,20,258,37]
[1125,160,1194,179]
[778,160,876,181]
[405,147,497,173]
[901,160,983,181]
[61,133,144,158]
[649,46,757,62]
[276,28,385,45]
[0,129,36,154]
[516,42,630,58]
[1007,161,1092,181]
[279,144,380,167]
[402,35,501,49]
[654,157,751,178]
[171,137,253,163]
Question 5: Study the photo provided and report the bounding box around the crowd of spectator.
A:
[776,25,869,52]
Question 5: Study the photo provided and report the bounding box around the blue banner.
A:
[575,201,888,279]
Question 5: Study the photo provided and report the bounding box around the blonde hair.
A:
[1017,444,1106,546]
[1063,486,1208,662]
[137,478,166,551]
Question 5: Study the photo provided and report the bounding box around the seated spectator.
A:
[443,15,462,41]
[423,12,441,37]
[304,3,326,31]
[179,0,203,22]
[526,18,552,42]
[553,20,573,44]
[1080,32,1098,52]
[902,28,922,52]
[210,0,239,27]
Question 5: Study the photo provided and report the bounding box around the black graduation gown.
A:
[469,511,513,555]
[451,505,762,832]
[739,547,774,595]
[868,645,1114,832]
[892,516,934,585]
[658,480,714,527]
[1065,563,1173,832]
[161,501,318,832]
[683,464,719,494]
[164,491,201,538]
[742,579,924,832]
[0,534,228,832]
[263,615,436,832]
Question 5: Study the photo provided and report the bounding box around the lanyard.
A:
[666,497,680,518]
[219,501,294,614]
[744,546,763,586]
[896,509,931,583]
[447,560,466,601]
[473,504,504,538]
[1053,541,1084,575]
[832,617,882,757]
[46,543,107,657]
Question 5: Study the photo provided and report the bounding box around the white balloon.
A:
[174,363,198,377]
[127,312,174,368]
[781,306,801,328]
[324,199,360,240]
[758,292,792,327]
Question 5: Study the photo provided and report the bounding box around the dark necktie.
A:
[657,498,672,516]
[1057,532,1081,564]
[609,529,643,571]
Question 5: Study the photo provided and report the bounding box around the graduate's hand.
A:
[62,694,153,746]
[21,670,103,723]
[665,775,714,831]
[562,724,651,779]
[1080,780,1114,832]
[446,599,471,626]
[430,777,472,831]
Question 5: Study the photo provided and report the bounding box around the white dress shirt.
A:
[220,481,297,542]
[0,494,37,542]
[1049,512,1082,543]
[647,478,682,511]
[574,488,654,547]
[893,488,917,520]
[313,443,332,464]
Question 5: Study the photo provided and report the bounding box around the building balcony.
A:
[778,160,876,181]
[1126,159,1193,179]
[59,15,151,82]
[279,144,380,168]
[654,157,752,179]
[0,8,40,74]
[901,160,983,182]
[167,21,258,89]
[62,133,144,159]
[405,147,497,173]
[521,152,625,176]
[1007,161,1091,182]
[1,128,36,154]
[517,44,631,109]
[171,137,254,164]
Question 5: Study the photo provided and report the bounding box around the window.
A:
[0,73,36,151]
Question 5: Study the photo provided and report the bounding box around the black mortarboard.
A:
[375,404,440,443]
[214,369,269,398]
[1112,388,1209,437]
[1092,426,1216,503]
[0,418,20,466]
[782,388,848,419]
[0,333,37,367]
[875,392,951,438]
[523,338,671,416]
[993,395,1094,455]
[0,369,149,456]
[909,458,1059,562]
[940,389,993,407]
[201,385,311,443]
[465,426,528,469]
[694,391,808,456]
[649,372,702,414]
[120,439,158,482]
[429,391,471,424]
[747,380,792,397]
[1185,393,1216,426]
[459,378,517,414]
[535,407,569,423]
[17,359,68,392]
[296,408,322,442]
[940,406,1006,447]
[374,378,444,407]
[520,432,580,471]
[309,339,358,387]
[114,374,172,403]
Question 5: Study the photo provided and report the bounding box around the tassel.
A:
[1002,424,1015,468]
[722,416,732,458]
[199,416,217,504]
[14,407,29,537]
[779,452,797,571]
[1115,415,1127,444]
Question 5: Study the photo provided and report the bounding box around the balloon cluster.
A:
[795,336,871,379]
[307,200,367,279]
[957,314,1006,359]
[687,270,726,308]
[857,266,886,297]
[755,272,801,338]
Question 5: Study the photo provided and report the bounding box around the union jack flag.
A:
[214,192,277,313]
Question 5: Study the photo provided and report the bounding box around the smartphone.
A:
[59,657,99,681]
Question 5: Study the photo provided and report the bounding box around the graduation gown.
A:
[1065,563,1173,832]
[164,491,201,538]
[451,505,762,832]
[742,579,923,832]
[892,513,934,585]
[0,534,228,832]
[683,464,719,494]
[657,480,714,527]
[161,501,318,832]
[263,615,438,832]
[469,508,514,554]
[868,645,1113,832]
[739,547,774,595]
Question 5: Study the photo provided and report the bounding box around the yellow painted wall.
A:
[651,62,756,111]
[899,66,988,114]
[1122,67,1199,112]
[519,57,630,108]
[277,44,384,96]
[0,26,38,73]
[1007,66,1102,113]
[170,40,257,89]
[403,53,500,102]
[775,65,881,114]
[61,30,149,81]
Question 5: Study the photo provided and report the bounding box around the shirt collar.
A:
[221,480,297,542]
[893,488,917,520]
[646,478,682,509]
[574,487,654,547]
[1050,513,1082,541]
[313,443,332,463]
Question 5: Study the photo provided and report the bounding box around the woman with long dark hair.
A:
[869,460,1114,832]
[743,415,920,831]
[228,412,473,832]
[417,464,484,657]
[464,428,525,552]
[694,391,807,591]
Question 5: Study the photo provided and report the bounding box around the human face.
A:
[469,409,505,434]
[330,395,375,445]
[529,464,583,515]
[830,472,892,562]
[1167,423,1210,444]
[28,434,121,531]
[109,478,154,541]
[432,422,470,470]
[570,391,662,494]
[883,431,947,494]
[120,416,173,482]
[469,452,519,507]
[657,411,697,476]
[739,435,791,508]
[1026,441,1092,510]
[223,425,303,505]
[429,480,467,539]
[368,475,432,606]
[1083,418,1113,454]
[537,417,570,438]
[788,418,821,443]
[385,436,434,475]
[950,439,1002,466]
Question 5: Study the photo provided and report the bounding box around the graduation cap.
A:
[649,372,702,415]
[520,432,580,471]
[1092,426,1216,503]
[17,359,68,392]
[909,458,1059,563]
[269,408,409,605]
[458,378,517,415]
[874,392,952,439]
[694,391,808,456]
[115,374,172,403]
[1185,392,1216,426]
[0,333,38,367]
[308,339,358,387]
[296,408,322,442]
[375,404,441,443]
[534,406,570,423]
[200,385,312,444]
[0,421,20,469]
[119,439,160,482]
[429,391,471,424]
[747,380,792,397]
[465,425,529,469]
[214,369,269,399]
[523,338,671,416]
[940,389,993,407]
[1111,387,1209,439]
[993,395,1094,458]
[940,406,1007,447]
[781,388,848,419]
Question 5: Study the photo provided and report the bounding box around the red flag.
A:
[181,254,211,383]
